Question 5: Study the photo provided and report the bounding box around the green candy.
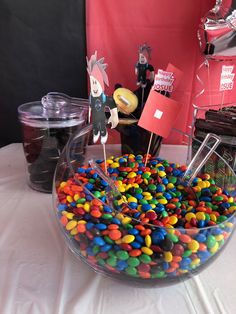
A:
[104,236,114,244]
[116,250,129,260]
[88,178,95,183]
[182,250,192,257]
[148,184,156,191]
[168,176,177,184]
[206,235,216,248]
[213,195,224,202]
[161,211,168,218]
[135,188,143,194]
[139,199,148,205]
[128,162,135,168]
[108,250,116,257]
[92,245,100,254]
[76,198,86,204]
[106,256,117,267]
[217,215,227,223]
[139,254,152,264]
[166,233,179,243]
[149,199,158,205]
[97,258,106,266]
[142,173,150,179]
[125,266,137,276]
[102,214,113,220]
[94,191,101,198]
[127,257,140,267]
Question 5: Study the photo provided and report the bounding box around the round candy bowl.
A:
[53,125,236,285]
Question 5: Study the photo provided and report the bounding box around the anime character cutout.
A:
[87,52,119,144]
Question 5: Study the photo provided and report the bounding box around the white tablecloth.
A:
[0,144,235,314]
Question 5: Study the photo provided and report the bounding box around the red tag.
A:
[166,63,183,91]
[138,90,181,138]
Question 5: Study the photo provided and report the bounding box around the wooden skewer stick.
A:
[220,90,225,110]
[102,143,108,175]
[144,132,154,167]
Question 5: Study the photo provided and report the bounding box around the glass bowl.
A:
[53,125,236,284]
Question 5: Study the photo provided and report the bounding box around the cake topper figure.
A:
[135,44,155,88]
[87,51,119,144]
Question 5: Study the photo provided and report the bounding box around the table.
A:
[0,144,235,314]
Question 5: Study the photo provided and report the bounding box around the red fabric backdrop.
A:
[86,0,236,143]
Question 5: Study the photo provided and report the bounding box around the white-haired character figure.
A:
[135,44,155,88]
[87,52,119,144]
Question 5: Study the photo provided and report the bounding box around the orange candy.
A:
[108,229,122,241]
[77,224,86,233]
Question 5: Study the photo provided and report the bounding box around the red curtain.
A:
[86,0,236,143]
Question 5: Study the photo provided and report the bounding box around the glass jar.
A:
[18,92,89,193]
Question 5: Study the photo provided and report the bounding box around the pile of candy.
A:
[56,154,236,280]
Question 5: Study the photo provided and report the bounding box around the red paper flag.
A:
[166,63,183,91]
[138,90,181,138]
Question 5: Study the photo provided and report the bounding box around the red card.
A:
[166,63,183,91]
[138,90,181,138]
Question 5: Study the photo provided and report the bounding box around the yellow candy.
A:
[164,251,173,263]
[70,227,79,235]
[190,258,200,267]
[158,198,168,205]
[215,234,224,241]
[185,212,196,222]
[110,162,120,168]
[188,240,199,252]
[76,203,83,208]
[210,242,219,254]
[197,181,207,188]
[66,212,74,219]
[143,179,148,185]
[84,203,90,212]
[122,235,135,243]
[78,220,87,224]
[228,197,234,203]
[127,172,137,178]
[158,171,166,177]
[128,196,137,203]
[196,212,205,221]
[177,185,184,190]
[210,214,217,222]
[122,217,132,225]
[117,199,125,206]
[144,195,152,201]
[165,224,175,234]
[225,222,234,228]
[116,213,125,220]
[62,210,68,215]
[143,192,151,196]
[118,186,126,193]
[168,216,178,225]
[204,181,211,188]
[167,183,174,189]
[141,247,153,255]
[66,195,73,203]
[125,184,132,191]
[229,206,236,212]
[145,235,152,247]
[106,159,114,164]
[73,194,79,201]
[66,220,77,230]
[60,181,67,188]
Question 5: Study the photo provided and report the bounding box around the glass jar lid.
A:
[18,92,89,128]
